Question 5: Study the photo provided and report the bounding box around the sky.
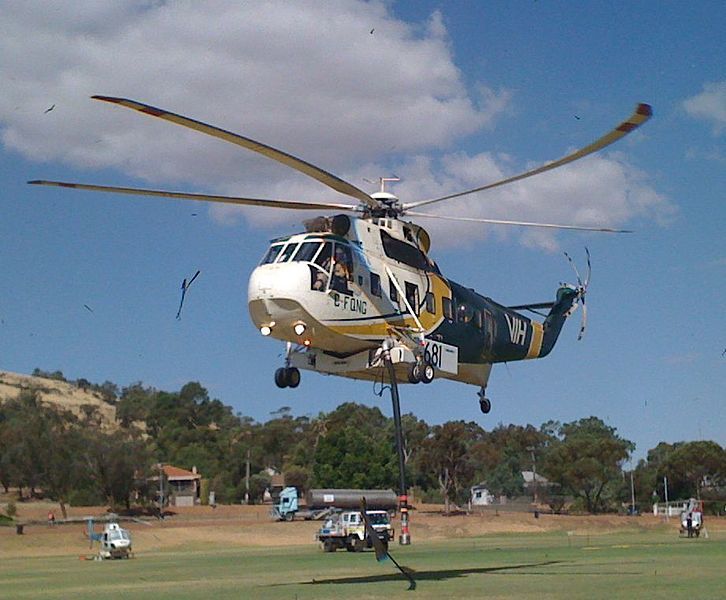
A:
[1,1,724,462]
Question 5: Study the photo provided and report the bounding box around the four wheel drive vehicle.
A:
[316,510,393,552]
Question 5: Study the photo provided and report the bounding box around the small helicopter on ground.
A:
[84,515,133,560]
[31,97,652,414]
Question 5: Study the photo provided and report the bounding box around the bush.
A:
[6,499,17,518]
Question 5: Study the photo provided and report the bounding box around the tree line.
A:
[1,373,724,516]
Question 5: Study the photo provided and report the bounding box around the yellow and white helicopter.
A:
[30,97,652,414]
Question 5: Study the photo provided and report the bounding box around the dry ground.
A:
[4,500,722,559]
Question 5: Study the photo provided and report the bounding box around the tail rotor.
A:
[563,248,590,340]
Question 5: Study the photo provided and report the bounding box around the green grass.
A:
[2,530,724,599]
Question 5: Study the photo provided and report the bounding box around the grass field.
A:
[2,529,724,599]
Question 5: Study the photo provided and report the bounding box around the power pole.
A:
[630,470,636,514]
[245,448,251,505]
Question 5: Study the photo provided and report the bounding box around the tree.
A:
[664,441,725,498]
[312,403,398,489]
[542,417,634,513]
[418,421,484,512]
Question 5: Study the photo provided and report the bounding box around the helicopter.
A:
[30,97,652,414]
[84,515,134,559]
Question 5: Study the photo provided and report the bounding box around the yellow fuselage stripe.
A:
[526,321,544,359]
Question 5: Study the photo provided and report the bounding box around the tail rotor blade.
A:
[564,251,583,288]
[584,247,592,288]
[578,298,587,341]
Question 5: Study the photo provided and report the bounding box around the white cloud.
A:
[683,81,726,134]
[0,0,671,250]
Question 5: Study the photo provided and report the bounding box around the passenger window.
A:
[260,244,283,265]
[425,292,436,314]
[457,303,473,323]
[442,297,453,320]
[278,243,298,262]
[370,272,382,297]
[405,282,419,315]
[389,278,399,303]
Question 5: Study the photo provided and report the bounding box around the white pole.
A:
[664,475,669,521]
[630,471,636,514]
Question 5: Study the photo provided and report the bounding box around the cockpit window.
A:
[260,244,284,265]
[292,241,321,263]
[277,243,298,263]
[314,242,333,268]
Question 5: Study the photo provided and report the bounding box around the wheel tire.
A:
[407,364,420,384]
[274,368,288,388]
[479,397,491,414]
[323,540,336,552]
[284,512,294,522]
[286,367,301,388]
[420,363,435,384]
[353,536,365,552]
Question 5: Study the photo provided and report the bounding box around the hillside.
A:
[0,370,117,430]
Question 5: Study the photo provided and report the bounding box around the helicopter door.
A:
[405,282,419,315]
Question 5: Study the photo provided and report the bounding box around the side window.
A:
[457,302,473,324]
[370,272,382,297]
[389,278,399,303]
[474,310,483,329]
[442,297,453,320]
[405,282,419,315]
[425,292,436,314]
[315,242,333,269]
[311,242,333,292]
[331,243,353,295]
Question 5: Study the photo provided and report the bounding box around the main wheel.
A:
[420,363,435,384]
[286,367,301,388]
[407,364,421,384]
[479,397,491,414]
[274,368,288,388]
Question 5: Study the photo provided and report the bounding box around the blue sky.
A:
[1,1,723,461]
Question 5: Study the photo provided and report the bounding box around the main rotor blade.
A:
[91,95,377,209]
[28,180,359,212]
[404,210,632,233]
[404,103,652,211]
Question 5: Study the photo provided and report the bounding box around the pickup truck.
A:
[316,510,393,552]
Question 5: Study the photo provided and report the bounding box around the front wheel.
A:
[274,368,288,388]
[420,363,435,384]
[479,397,491,414]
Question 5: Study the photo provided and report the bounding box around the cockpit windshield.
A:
[292,241,322,263]
[259,244,284,265]
[108,529,130,542]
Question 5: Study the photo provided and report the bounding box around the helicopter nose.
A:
[248,263,316,340]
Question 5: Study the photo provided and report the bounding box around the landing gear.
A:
[407,359,435,384]
[477,387,491,414]
[274,367,300,388]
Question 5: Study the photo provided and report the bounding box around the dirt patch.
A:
[3,501,722,559]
